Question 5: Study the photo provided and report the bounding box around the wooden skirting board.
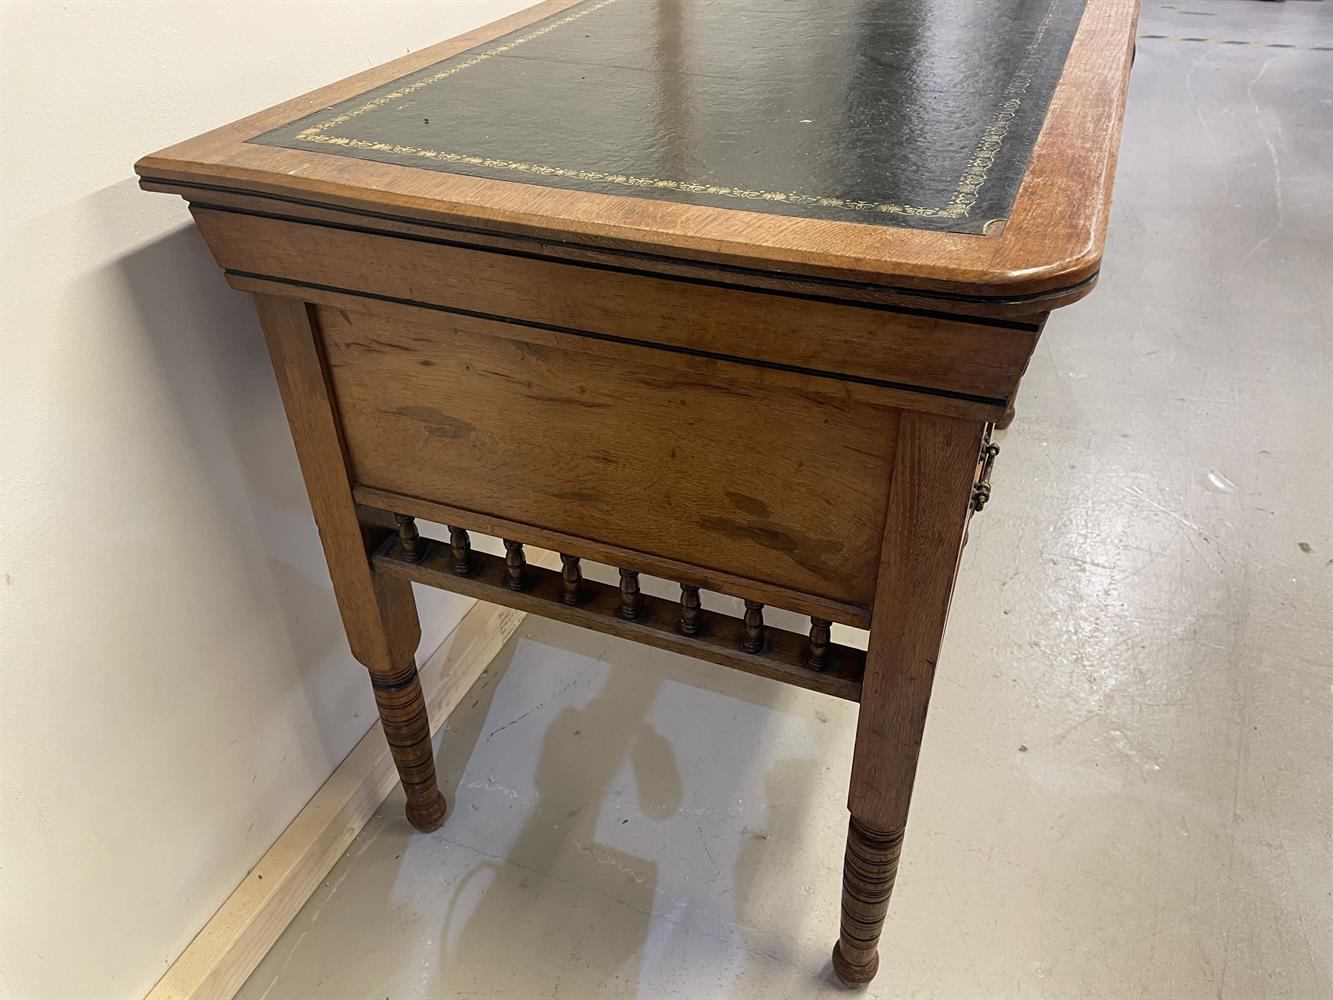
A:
[145,552,554,1000]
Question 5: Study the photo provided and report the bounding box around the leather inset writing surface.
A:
[252,0,1088,234]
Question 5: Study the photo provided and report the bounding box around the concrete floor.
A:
[240,2,1332,997]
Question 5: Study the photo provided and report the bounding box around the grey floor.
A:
[240,3,1333,997]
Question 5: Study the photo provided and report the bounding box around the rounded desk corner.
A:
[983,244,1105,311]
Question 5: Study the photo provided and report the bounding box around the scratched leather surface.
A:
[253,0,1088,234]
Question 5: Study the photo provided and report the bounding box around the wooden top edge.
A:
[134,0,1139,304]
[136,173,1088,317]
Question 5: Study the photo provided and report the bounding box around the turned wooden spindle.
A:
[503,539,527,591]
[679,584,702,635]
[370,663,448,832]
[742,600,765,653]
[448,526,474,575]
[831,818,904,988]
[807,617,832,671]
[560,554,582,605]
[393,513,425,564]
[618,569,642,620]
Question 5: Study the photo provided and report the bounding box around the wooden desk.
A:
[138,0,1137,985]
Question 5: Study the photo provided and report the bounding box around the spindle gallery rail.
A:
[375,518,866,702]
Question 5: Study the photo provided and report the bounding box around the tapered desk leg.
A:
[253,294,446,833]
[833,411,983,987]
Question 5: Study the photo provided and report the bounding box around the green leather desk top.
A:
[253,0,1089,235]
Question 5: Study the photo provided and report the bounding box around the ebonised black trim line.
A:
[141,175,1086,317]
[226,268,1010,409]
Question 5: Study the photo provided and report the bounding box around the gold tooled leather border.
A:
[286,0,1067,223]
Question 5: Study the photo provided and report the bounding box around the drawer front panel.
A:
[318,305,898,609]
[194,208,1034,403]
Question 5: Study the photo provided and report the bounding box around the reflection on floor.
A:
[240,2,1332,996]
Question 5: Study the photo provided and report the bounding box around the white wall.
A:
[0,3,530,996]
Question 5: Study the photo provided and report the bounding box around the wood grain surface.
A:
[316,304,900,610]
[848,411,984,830]
[192,207,1039,402]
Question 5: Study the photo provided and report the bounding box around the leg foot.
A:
[370,662,448,832]
[405,790,448,833]
[831,940,878,989]
[832,817,903,988]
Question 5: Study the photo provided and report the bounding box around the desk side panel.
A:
[315,305,897,610]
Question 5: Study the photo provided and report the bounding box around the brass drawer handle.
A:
[970,442,1000,513]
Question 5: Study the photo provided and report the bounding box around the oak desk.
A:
[138,0,1137,986]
